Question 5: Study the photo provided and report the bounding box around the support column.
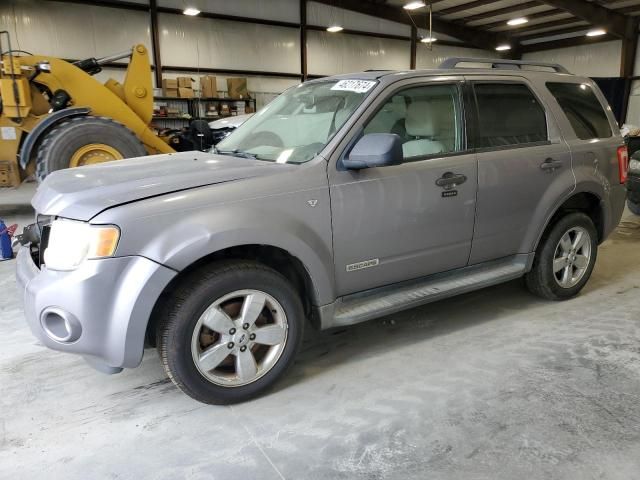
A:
[300,0,308,82]
[410,25,417,70]
[150,0,162,87]
[620,18,638,126]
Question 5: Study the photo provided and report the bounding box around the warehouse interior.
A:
[2,0,640,478]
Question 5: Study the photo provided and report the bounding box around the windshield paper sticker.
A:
[331,80,376,93]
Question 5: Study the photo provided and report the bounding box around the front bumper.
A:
[16,247,176,372]
[626,173,640,204]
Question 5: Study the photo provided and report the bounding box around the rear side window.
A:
[546,82,612,140]
[473,83,548,149]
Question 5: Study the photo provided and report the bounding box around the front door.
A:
[329,79,478,296]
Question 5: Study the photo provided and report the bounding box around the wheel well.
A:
[145,245,317,347]
[545,192,604,243]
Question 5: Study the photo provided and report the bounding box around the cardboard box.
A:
[227,77,249,99]
[162,78,177,89]
[177,76,193,88]
[163,88,179,97]
[178,87,194,98]
[200,75,217,98]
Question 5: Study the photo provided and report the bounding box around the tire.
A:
[525,212,598,301]
[628,199,640,216]
[35,116,147,182]
[157,261,305,404]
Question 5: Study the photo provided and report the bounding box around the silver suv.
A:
[16,58,628,404]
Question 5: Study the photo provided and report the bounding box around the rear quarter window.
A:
[546,82,612,140]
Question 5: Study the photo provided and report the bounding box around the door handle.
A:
[436,172,467,189]
[540,158,563,171]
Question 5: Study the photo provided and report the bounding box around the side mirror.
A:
[343,133,403,170]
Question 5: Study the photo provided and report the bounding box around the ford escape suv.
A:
[16,58,627,404]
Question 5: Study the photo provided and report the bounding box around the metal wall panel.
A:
[158,13,300,73]
[307,30,409,75]
[0,0,150,60]
[416,45,491,69]
[523,41,622,77]
[307,1,409,36]
[157,0,300,23]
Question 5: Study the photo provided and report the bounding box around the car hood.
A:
[33,151,293,221]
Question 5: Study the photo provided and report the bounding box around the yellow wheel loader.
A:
[0,30,176,186]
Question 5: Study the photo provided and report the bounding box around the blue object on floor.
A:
[0,220,13,260]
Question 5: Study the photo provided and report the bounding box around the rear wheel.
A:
[157,261,305,404]
[35,116,147,181]
[628,199,640,216]
[525,212,598,300]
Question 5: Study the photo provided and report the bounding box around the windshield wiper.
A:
[214,148,258,160]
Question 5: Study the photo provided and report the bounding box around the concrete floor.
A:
[2,184,640,479]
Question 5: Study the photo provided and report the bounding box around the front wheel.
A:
[157,261,304,404]
[525,212,598,300]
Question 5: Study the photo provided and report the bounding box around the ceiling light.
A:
[420,36,437,43]
[495,44,511,51]
[507,17,528,26]
[183,7,200,16]
[586,29,606,37]
[327,25,343,33]
[403,1,426,10]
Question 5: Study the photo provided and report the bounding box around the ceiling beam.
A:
[520,32,616,52]
[478,9,565,30]
[537,0,631,37]
[314,0,511,50]
[459,1,542,23]
[507,17,586,36]
[518,24,594,42]
[435,0,502,17]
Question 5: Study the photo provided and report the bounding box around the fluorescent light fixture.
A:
[183,7,200,16]
[507,17,528,26]
[403,1,426,10]
[327,25,344,33]
[586,29,606,37]
[495,44,511,51]
[420,36,437,43]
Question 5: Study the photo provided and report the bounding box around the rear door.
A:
[466,76,574,264]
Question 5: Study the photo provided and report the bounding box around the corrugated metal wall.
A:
[522,41,622,77]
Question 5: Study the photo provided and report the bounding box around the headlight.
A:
[43,219,120,271]
[629,158,640,173]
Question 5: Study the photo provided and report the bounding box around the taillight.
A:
[618,145,629,184]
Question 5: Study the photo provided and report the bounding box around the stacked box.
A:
[227,77,249,99]
[200,76,217,98]
[161,78,178,97]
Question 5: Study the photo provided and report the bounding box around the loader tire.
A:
[36,116,147,182]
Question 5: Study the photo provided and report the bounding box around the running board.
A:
[322,254,532,329]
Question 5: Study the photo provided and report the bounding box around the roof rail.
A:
[439,57,570,75]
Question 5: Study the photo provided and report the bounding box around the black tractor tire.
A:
[157,261,305,405]
[627,199,640,216]
[525,212,598,301]
[35,116,147,182]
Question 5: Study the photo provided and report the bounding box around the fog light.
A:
[41,307,82,343]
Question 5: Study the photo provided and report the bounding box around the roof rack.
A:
[438,57,570,75]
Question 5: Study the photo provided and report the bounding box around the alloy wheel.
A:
[552,226,592,289]
[190,289,288,387]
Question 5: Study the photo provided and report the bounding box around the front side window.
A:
[364,84,463,160]
[546,82,612,140]
[216,79,375,164]
[474,83,548,148]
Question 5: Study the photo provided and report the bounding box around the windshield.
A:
[216,79,377,164]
